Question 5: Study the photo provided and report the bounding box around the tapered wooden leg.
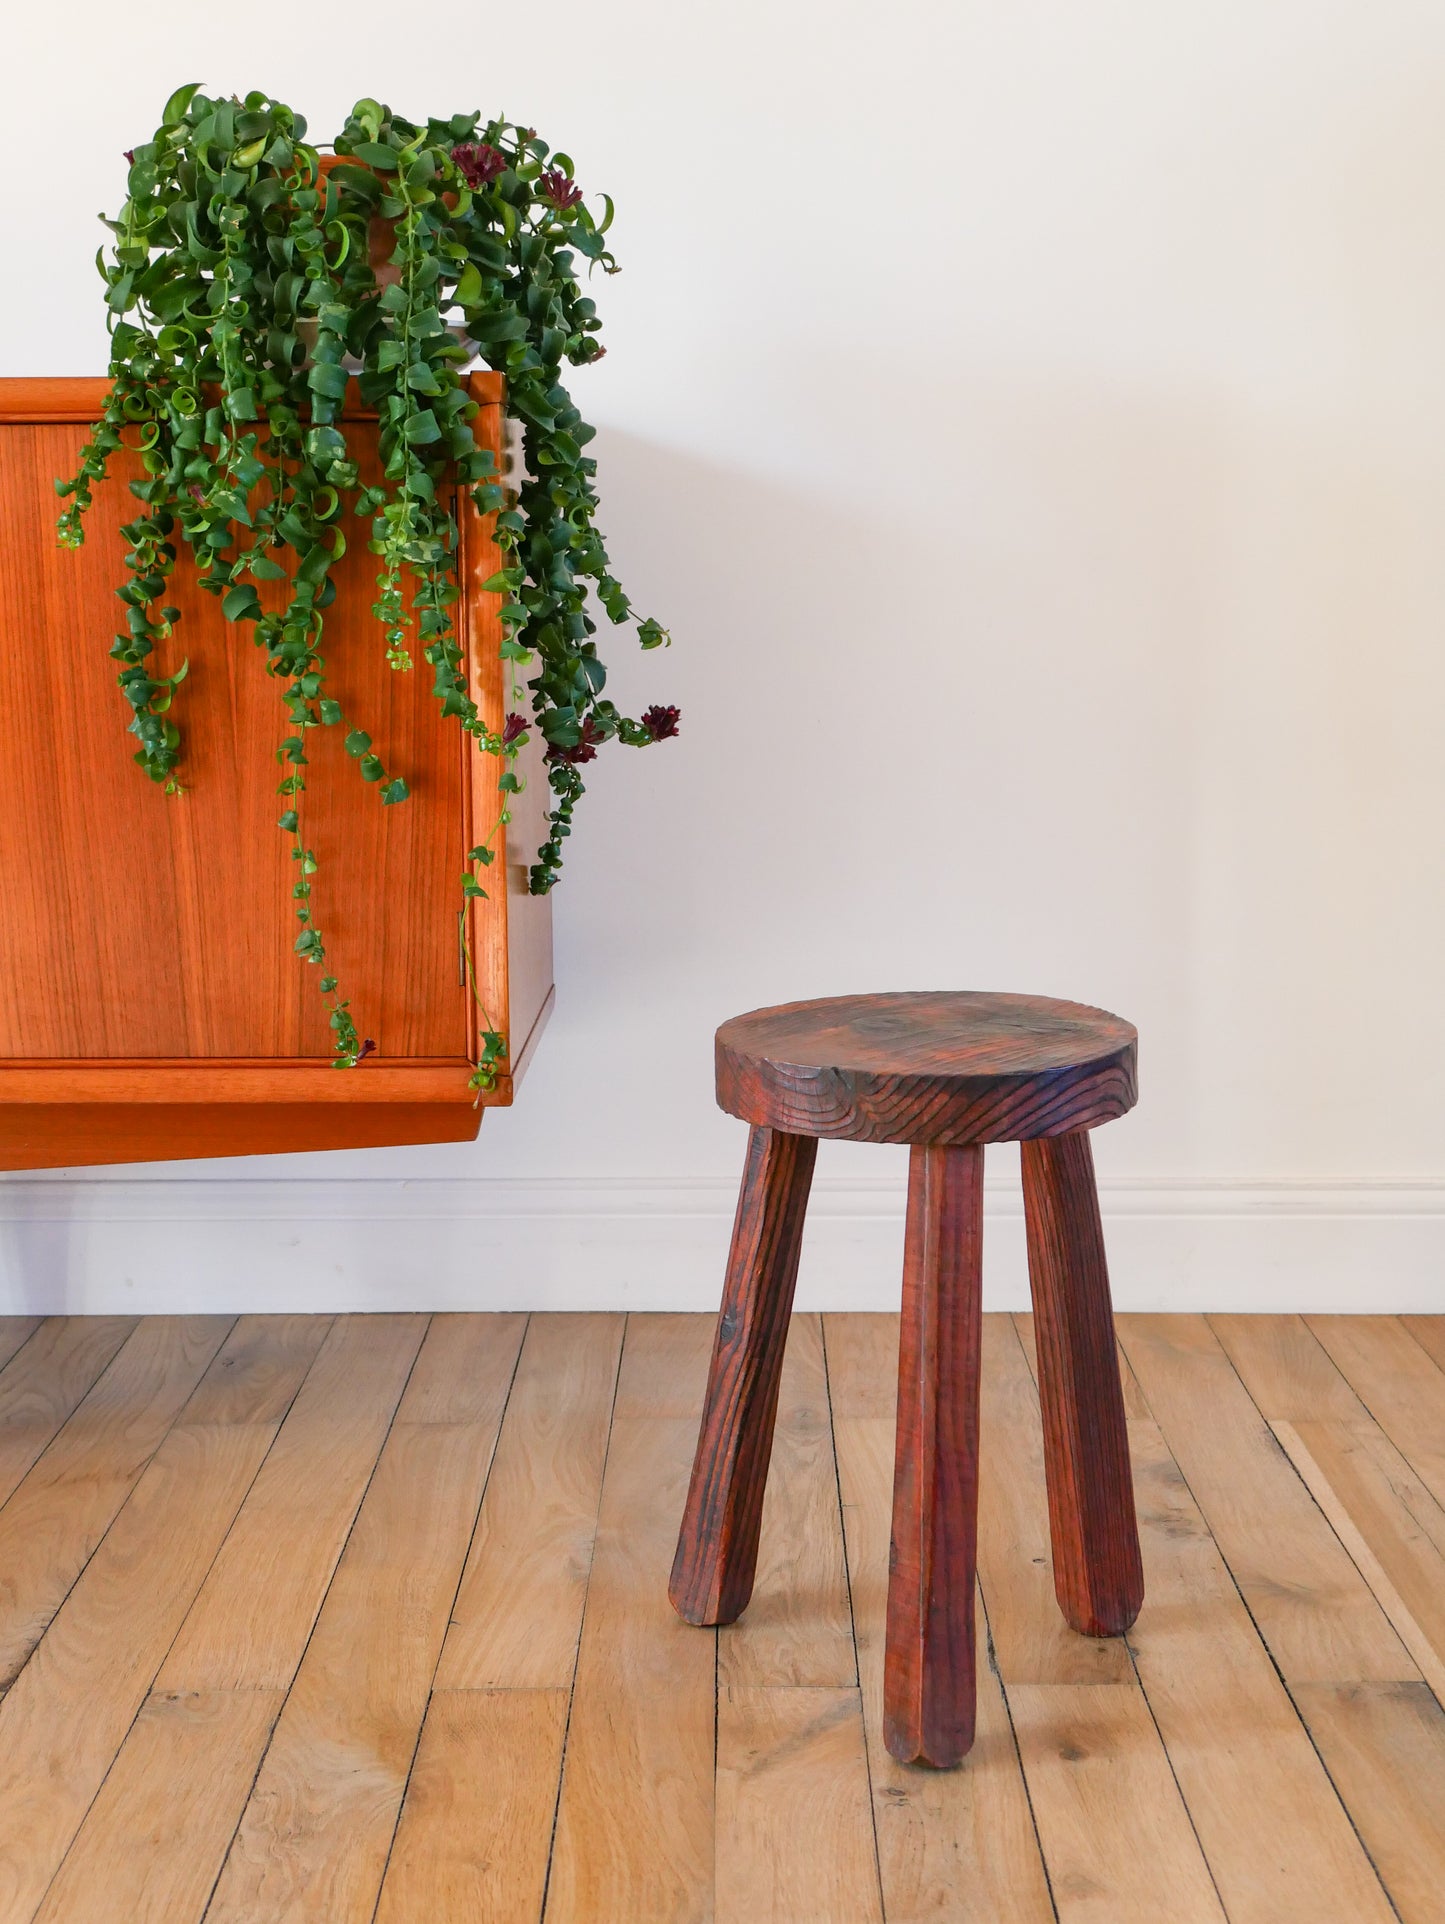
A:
[1022,1130,1144,1638]
[884,1142,984,1768]
[669,1126,818,1626]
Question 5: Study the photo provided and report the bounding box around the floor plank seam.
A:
[976,1586,1062,1924]
[1268,1422,1445,1715]
[0,1316,210,1697]
[1307,1315,1445,1583]
[1009,1318,1232,1916]
[103,1317,341,1924]
[367,1312,534,1924]
[1207,1313,1366,1432]
[198,1313,436,1924]
[534,1309,630,1924]
[0,1320,48,1392]
[1298,1317,1429,1476]
[1125,1636,1232,1920]
[1128,1323,1412,1924]
[1397,1318,1445,1385]
[817,1316,889,1924]
[1294,1315,1445,1718]
[34,1314,338,1924]
[995,1315,1145,1923]
[1210,1312,1445,1721]
[0,1318,138,1506]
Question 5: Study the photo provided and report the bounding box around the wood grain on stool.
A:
[885,1143,984,1767]
[1023,1132,1144,1636]
[670,1126,817,1625]
[716,991,1136,1145]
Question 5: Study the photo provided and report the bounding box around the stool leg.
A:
[885,1142,984,1768]
[1021,1130,1144,1638]
[669,1126,817,1626]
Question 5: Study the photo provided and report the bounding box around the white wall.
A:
[5,1,1445,1312]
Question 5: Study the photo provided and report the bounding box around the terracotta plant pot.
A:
[318,152,401,290]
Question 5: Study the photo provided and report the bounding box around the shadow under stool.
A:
[668,990,1145,1768]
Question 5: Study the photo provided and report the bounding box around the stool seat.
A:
[716,991,1137,1144]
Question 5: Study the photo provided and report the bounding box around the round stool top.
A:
[715,991,1137,1146]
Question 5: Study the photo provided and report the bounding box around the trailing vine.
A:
[57,86,677,1082]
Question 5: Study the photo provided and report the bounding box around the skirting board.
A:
[0,1175,1442,1315]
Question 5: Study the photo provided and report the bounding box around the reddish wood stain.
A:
[674,992,1143,1766]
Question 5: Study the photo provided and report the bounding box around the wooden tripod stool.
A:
[668,991,1144,1768]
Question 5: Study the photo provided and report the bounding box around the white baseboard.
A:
[0,1175,1441,1315]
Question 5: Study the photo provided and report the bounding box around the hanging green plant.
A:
[56,85,677,1082]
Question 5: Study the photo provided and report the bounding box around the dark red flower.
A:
[501,711,528,746]
[451,142,506,189]
[538,168,584,211]
[124,149,136,166]
[356,1037,377,1060]
[641,703,680,741]
[545,716,604,766]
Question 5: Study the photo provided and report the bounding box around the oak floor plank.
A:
[1271,1420,1445,1704]
[204,1313,525,1924]
[1287,1404,1445,1572]
[1007,1683,1225,1923]
[1209,1313,1445,1679]
[831,1399,1054,1923]
[375,1689,568,1924]
[1401,1314,1445,1375]
[0,1315,137,1511]
[179,1315,333,1428]
[0,1381,284,1923]
[435,1311,621,1689]
[1126,1419,1398,1924]
[0,1315,234,1686]
[1292,1683,1445,1924]
[718,1313,855,1689]
[16,1319,335,1920]
[157,1314,428,1692]
[0,1319,42,1379]
[1208,1312,1363,1421]
[1307,1315,1445,1506]
[716,1686,881,1924]
[821,1312,898,1420]
[33,1689,284,1924]
[978,1315,1132,1685]
[610,1309,717,1417]
[1118,1314,1414,1684]
[376,1312,527,1427]
[1008,1312,1395,1923]
[1015,1311,1435,1921]
[545,1314,716,1924]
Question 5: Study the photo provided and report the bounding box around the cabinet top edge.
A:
[0,371,504,423]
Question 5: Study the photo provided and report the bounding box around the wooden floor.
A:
[0,1311,1442,1921]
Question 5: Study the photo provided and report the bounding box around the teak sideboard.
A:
[0,373,552,1170]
